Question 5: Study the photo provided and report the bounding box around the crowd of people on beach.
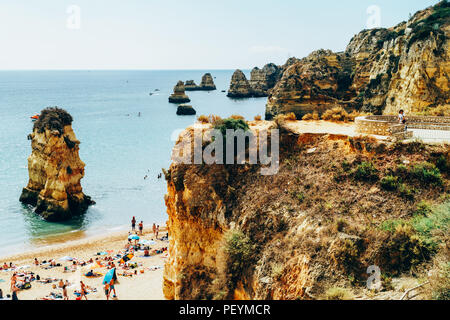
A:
[0,219,169,301]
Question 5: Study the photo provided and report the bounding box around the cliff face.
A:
[228,64,283,98]
[20,107,94,221]
[169,81,191,103]
[163,121,449,300]
[227,70,253,98]
[266,2,450,119]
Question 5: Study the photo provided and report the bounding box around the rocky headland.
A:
[19,107,94,221]
[163,118,449,300]
[227,64,283,98]
[169,81,191,103]
[266,2,450,119]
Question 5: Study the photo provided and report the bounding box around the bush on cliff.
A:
[214,118,249,136]
[353,162,379,182]
[411,162,443,186]
[34,107,73,135]
[225,230,256,282]
[321,107,350,122]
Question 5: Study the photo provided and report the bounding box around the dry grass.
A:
[230,114,245,120]
[254,115,262,121]
[302,112,319,121]
[321,106,353,122]
[197,114,223,125]
[322,287,354,300]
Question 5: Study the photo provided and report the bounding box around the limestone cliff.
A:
[163,120,449,300]
[169,81,191,103]
[228,64,283,98]
[20,107,94,221]
[227,70,253,98]
[266,1,450,119]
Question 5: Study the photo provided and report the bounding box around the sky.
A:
[0,0,439,70]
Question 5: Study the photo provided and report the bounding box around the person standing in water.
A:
[152,223,157,238]
[131,216,136,231]
[156,225,160,239]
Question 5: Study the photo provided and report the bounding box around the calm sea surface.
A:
[0,70,266,255]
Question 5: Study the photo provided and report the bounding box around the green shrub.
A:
[436,155,449,174]
[33,107,73,135]
[214,118,249,135]
[414,200,433,216]
[398,183,415,200]
[411,162,443,186]
[354,162,379,182]
[380,175,399,191]
[225,230,256,280]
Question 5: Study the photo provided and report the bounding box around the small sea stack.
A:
[176,104,196,116]
[169,81,191,103]
[198,73,216,90]
[184,80,198,91]
[19,107,95,221]
[227,69,253,98]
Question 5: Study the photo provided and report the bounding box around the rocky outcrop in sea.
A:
[169,81,191,103]
[184,73,217,91]
[19,107,94,221]
[227,64,282,98]
[176,104,196,115]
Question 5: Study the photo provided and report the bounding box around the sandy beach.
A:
[0,226,167,300]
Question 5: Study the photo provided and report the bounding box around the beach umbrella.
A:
[128,234,140,240]
[103,268,117,285]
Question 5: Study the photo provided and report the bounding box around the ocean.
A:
[0,70,266,256]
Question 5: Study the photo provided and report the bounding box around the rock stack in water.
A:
[227,64,282,98]
[199,73,216,90]
[19,107,94,221]
[184,80,198,91]
[169,81,191,103]
[227,69,253,98]
[249,63,282,97]
[176,104,197,115]
[184,73,217,91]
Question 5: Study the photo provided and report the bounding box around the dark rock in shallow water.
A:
[169,81,191,103]
[176,105,196,116]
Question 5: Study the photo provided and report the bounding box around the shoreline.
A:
[0,225,168,300]
[0,223,166,261]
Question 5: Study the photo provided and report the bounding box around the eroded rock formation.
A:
[266,2,450,119]
[19,107,94,221]
[227,69,253,98]
[228,64,283,98]
[185,73,217,91]
[169,81,191,103]
[176,104,196,116]
[184,80,198,91]
[163,120,449,300]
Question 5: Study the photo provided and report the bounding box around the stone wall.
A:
[356,115,450,136]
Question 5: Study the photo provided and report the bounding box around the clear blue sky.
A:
[0,0,438,70]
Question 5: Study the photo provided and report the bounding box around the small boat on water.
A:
[30,114,39,121]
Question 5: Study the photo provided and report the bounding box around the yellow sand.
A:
[0,227,167,300]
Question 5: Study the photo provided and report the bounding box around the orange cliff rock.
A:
[19,107,94,221]
[266,2,450,119]
[163,120,449,300]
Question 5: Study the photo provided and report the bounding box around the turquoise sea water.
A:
[0,70,266,255]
